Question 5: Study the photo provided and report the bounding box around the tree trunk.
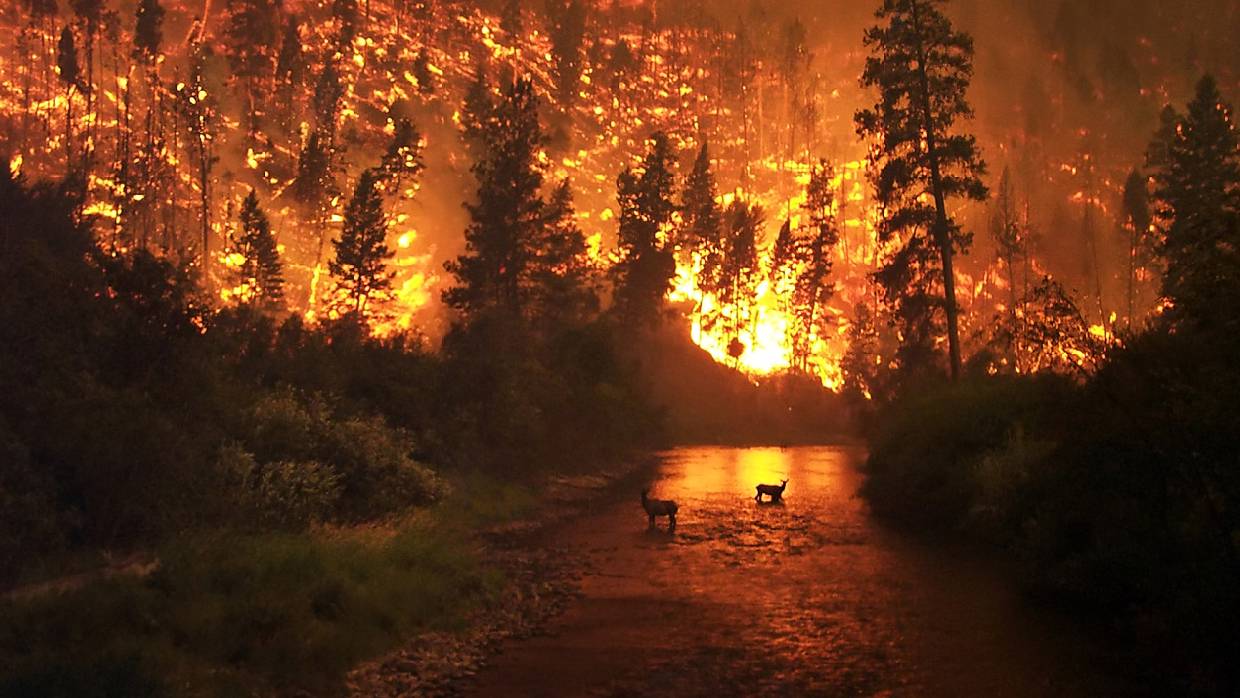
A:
[910,1,962,380]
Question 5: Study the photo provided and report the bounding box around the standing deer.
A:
[640,489,678,531]
[755,479,788,503]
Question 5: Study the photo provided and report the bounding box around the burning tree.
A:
[855,0,988,380]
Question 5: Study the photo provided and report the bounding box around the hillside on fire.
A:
[1,0,1239,695]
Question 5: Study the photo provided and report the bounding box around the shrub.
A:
[218,443,343,529]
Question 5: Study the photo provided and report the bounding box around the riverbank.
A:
[0,461,654,697]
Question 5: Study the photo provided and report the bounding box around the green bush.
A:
[218,443,343,529]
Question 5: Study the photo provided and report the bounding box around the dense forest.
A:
[1,0,1238,694]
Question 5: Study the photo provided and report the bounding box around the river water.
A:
[467,446,1142,697]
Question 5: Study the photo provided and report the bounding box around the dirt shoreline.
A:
[347,457,659,697]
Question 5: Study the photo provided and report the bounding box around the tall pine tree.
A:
[233,189,285,309]
[855,0,987,380]
[444,77,547,320]
[330,169,394,317]
[679,142,724,318]
[610,132,677,326]
[1147,75,1240,331]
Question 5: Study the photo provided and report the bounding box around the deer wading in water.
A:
[755,479,788,503]
[641,490,678,531]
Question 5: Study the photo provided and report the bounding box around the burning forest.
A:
[2,0,1239,695]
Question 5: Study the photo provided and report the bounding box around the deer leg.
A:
[668,514,676,531]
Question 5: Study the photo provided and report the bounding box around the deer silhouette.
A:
[755,479,788,503]
[641,489,678,531]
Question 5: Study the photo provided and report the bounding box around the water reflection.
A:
[657,446,845,503]
[468,446,1134,697]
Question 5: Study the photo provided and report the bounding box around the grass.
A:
[0,473,536,697]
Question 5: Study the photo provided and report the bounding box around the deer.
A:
[755,479,788,503]
[640,489,678,531]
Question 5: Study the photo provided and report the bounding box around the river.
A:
[466,446,1143,696]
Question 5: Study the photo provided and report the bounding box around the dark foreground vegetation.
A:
[861,75,1240,694]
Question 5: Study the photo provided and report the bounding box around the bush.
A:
[861,373,1072,529]
[218,443,343,529]
[238,390,445,523]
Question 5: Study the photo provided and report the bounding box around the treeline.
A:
[861,61,1240,694]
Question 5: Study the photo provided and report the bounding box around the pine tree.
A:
[332,0,360,54]
[176,40,217,274]
[291,130,338,267]
[70,0,102,153]
[234,189,285,309]
[545,0,587,106]
[312,63,344,144]
[131,0,165,248]
[1120,167,1153,328]
[855,0,988,380]
[989,167,1022,327]
[679,142,724,315]
[273,18,304,130]
[533,179,598,323]
[378,117,425,195]
[789,161,840,371]
[1147,75,1240,331]
[444,77,547,320]
[718,199,762,361]
[460,64,494,153]
[57,26,84,167]
[132,0,164,62]
[412,47,436,95]
[224,0,279,144]
[610,132,678,326]
[330,169,394,317]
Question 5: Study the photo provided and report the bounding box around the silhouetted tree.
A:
[224,0,279,144]
[501,0,523,37]
[1147,75,1240,332]
[533,179,598,324]
[546,0,586,106]
[855,0,988,380]
[57,26,84,167]
[1120,167,1154,328]
[176,39,217,274]
[233,189,285,309]
[989,167,1022,327]
[378,117,425,195]
[331,169,393,317]
[132,0,163,62]
[291,131,339,269]
[610,132,677,326]
[719,199,762,361]
[679,142,724,318]
[789,162,839,370]
[444,78,547,320]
